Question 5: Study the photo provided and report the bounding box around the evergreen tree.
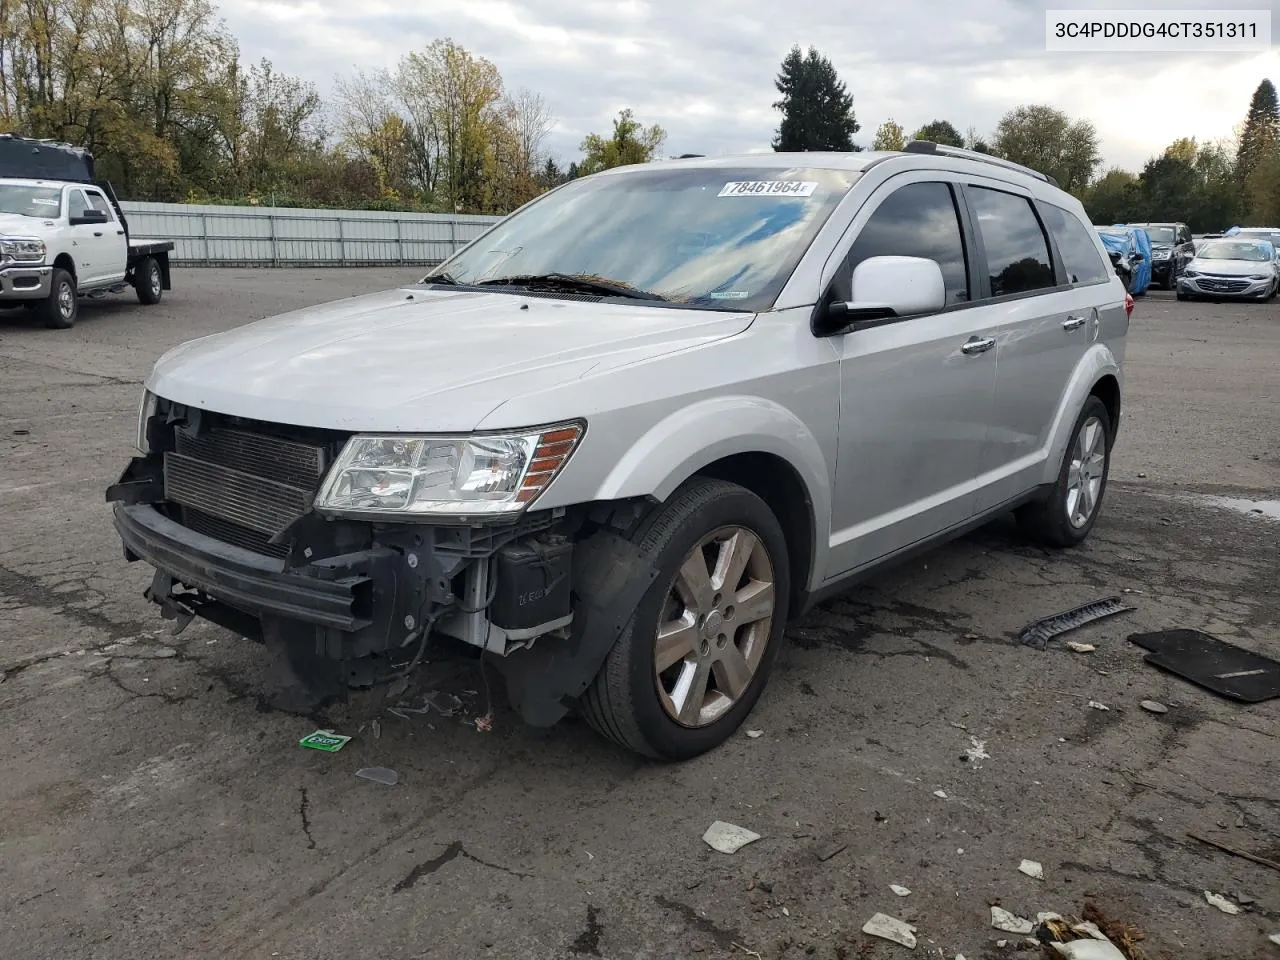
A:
[771,46,860,152]
[1237,79,1280,187]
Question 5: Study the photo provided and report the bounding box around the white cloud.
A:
[219,0,1280,171]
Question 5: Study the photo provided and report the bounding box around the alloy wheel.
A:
[1065,415,1106,528]
[654,526,776,728]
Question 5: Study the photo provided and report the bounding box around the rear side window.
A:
[1040,203,1109,285]
[967,187,1056,297]
[840,181,970,305]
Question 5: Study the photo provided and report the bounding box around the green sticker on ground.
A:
[299,730,351,752]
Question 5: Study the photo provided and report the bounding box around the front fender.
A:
[592,395,832,587]
[1039,343,1122,486]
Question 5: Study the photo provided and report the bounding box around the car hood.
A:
[1190,257,1274,277]
[147,286,756,432]
[0,212,55,236]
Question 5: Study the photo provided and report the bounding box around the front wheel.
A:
[135,256,163,305]
[579,478,791,760]
[40,268,78,329]
[1016,396,1112,548]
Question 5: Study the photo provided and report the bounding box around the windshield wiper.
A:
[475,272,667,302]
[423,271,458,285]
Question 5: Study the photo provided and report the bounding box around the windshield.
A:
[1144,226,1176,243]
[0,184,62,217]
[1197,240,1272,261]
[424,166,860,311]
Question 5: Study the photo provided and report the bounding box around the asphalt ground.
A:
[1,272,1277,960]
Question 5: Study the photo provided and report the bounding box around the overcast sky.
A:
[226,0,1279,173]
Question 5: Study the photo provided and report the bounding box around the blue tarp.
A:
[1096,226,1151,294]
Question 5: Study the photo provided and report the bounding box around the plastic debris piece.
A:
[1050,942,1126,960]
[703,821,761,854]
[1140,700,1169,714]
[746,729,764,739]
[934,790,948,798]
[355,766,398,786]
[1019,596,1134,648]
[861,913,917,948]
[371,718,381,740]
[1066,642,1096,653]
[1204,890,1241,914]
[1267,933,1280,946]
[1018,859,1044,879]
[474,714,493,732]
[1088,701,1110,711]
[782,907,790,917]
[990,906,1034,934]
[1037,912,1063,923]
[298,730,350,752]
[965,737,990,762]
[890,884,912,897]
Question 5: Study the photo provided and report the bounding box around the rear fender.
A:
[1038,344,1121,486]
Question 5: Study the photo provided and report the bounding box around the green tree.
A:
[1137,151,1199,223]
[578,108,666,174]
[771,45,859,152]
[1083,169,1139,224]
[1190,140,1242,231]
[1235,79,1279,187]
[964,126,993,154]
[913,119,964,147]
[992,104,1100,191]
[872,119,906,152]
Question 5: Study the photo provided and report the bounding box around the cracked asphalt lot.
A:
[1,271,1278,960]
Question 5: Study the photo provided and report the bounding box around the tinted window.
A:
[968,187,1055,297]
[68,190,89,218]
[1041,204,1108,285]
[839,181,969,305]
[85,190,111,215]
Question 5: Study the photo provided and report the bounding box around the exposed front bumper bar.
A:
[0,264,51,298]
[112,502,374,631]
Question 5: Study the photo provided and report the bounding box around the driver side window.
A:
[832,181,971,306]
[67,190,89,219]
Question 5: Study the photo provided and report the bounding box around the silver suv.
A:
[108,143,1128,759]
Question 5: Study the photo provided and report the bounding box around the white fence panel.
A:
[117,201,503,267]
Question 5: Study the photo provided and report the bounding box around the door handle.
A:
[1062,315,1087,330]
[93,231,103,237]
[116,229,124,235]
[961,336,995,355]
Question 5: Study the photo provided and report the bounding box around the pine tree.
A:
[771,46,860,152]
[1236,79,1280,186]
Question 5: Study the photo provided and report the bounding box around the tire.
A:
[135,256,163,305]
[1176,291,1188,301]
[40,268,77,329]
[579,478,791,760]
[1016,396,1112,548]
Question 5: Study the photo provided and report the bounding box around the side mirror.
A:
[69,209,109,226]
[821,256,946,334]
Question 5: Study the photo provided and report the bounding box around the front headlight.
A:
[136,390,158,453]
[0,237,45,262]
[314,422,584,520]
[1183,268,1199,277]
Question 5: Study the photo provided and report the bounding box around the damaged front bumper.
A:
[106,454,657,726]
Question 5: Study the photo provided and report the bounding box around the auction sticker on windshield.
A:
[718,180,817,197]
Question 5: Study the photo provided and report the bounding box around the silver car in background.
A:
[1177,237,1280,301]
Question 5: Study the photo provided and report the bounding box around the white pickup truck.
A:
[0,135,174,329]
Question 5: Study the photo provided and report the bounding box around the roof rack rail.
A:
[903,140,1060,189]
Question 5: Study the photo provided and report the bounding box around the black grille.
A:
[1197,275,1250,293]
[180,506,290,559]
[163,424,330,558]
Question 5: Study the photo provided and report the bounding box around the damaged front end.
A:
[106,396,657,723]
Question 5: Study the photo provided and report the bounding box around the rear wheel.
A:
[579,478,790,760]
[40,268,77,329]
[135,256,163,305]
[1017,396,1112,548]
